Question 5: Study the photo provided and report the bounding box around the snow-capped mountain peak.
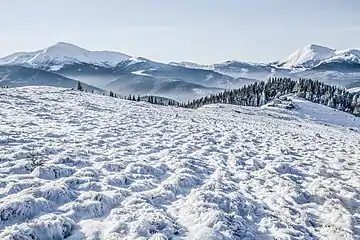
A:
[279,44,336,68]
[0,42,131,69]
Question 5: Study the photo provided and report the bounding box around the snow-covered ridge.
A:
[0,42,131,69]
[0,86,359,239]
[169,61,215,70]
[323,49,360,64]
[170,60,265,70]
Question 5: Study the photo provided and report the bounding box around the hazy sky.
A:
[1,0,360,63]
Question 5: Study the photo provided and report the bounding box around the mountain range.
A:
[1,42,360,101]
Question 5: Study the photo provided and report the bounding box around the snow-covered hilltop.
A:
[0,86,359,239]
[0,42,131,70]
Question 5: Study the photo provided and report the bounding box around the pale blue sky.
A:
[1,0,360,63]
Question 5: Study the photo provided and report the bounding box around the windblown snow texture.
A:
[0,87,359,239]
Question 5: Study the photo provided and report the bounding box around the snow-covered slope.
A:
[262,95,360,129]
[0,42,131,69]
[0,65,104,92]
[348,87,360,93]
[0,86,359,239]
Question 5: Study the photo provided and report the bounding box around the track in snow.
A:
[0,87,359,239]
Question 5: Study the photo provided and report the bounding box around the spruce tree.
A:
[76,81,83,91]
[354,97,360,116]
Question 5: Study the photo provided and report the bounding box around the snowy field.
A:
[0,87,359,240]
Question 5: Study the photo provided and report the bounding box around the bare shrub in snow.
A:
[26,151,44,167]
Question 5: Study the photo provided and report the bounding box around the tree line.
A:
[75,79,360,116]
[182,77,360,116]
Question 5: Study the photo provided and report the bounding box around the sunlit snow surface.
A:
[0,87,359,239]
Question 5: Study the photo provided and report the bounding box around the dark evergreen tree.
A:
[76,81,83,91]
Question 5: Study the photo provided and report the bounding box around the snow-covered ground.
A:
[0,87,359,239]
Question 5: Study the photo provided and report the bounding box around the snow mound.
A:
[0,86,359,239]
[0,195,52,227]
[0,214,78,240]
[32,165,76,180]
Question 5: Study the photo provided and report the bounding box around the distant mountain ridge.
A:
[2,42,360,72]
[1,42,360,101]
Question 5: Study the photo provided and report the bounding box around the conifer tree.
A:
[76,81,83,91]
